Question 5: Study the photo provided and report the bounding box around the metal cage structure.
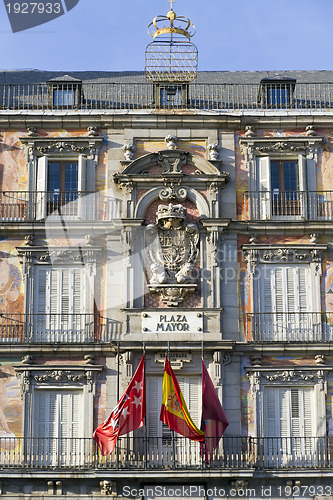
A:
[145,4,198,84]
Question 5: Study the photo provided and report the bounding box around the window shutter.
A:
[36,156,48,220]
[146,377,161,438]
[264,387,278,437]
[298,155,307,192]
[78,155,87,219]
[257,156,271,219]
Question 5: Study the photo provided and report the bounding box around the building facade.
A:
[0,13,333,499]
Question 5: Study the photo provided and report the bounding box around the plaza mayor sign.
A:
[141,312,203,334]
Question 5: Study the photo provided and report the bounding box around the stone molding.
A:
[239,136,323,163]
[245,367,332,395]
[15,365,103,395]
[20,136,104,162]
[242,244,327,276]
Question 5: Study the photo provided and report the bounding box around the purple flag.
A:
[201,360,229,462]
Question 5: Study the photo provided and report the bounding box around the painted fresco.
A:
[0,361,22,439]
[136,140,206,158]
[240,356,255,437]
[0,131,27,192]
[0,240,24,316]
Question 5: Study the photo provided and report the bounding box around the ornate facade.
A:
[0,65,333,498]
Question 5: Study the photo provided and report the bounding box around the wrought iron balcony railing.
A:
[0,313,120,343]
[244,191,333,221]
[246,312,333,342]
[0,191,121,222]
[2,82,333,111]
[0,436,331,470]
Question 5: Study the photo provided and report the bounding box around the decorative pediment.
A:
[115,149,229,178]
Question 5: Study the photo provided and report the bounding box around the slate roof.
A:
[1,69,333,84]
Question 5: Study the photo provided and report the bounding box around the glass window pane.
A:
[283,161,298,192]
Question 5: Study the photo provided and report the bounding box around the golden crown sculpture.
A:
[148,0,196,41]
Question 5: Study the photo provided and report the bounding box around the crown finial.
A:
[148,2,196,41]
[145,2,198,83]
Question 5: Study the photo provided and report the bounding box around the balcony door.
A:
[33,266,89,343]
[259,264,315,341]
[146,375,201,467]
[258,155,306,220]
[36,155,87,220]
[32,389,83,467]
[47,161,78,216]
[264,386,315,467]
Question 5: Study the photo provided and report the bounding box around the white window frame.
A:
[243,244,326,342]
[246,368,327,468]
[33,264,92,343]
[20,136,103,221]
[17,246,102,344]
[256,262,320,341]
[239,137,322,221]
[257,154,307,220]
[15,364,103,468]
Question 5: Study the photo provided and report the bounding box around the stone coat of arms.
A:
[145,204,199,305]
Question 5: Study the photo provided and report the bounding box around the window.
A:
[257,264,319,341]
[33,389,83,467]
[47,161,79,215]
[15,364,102,469]
[53,86,75,107]
[146,375,201,466]
[36,155,89,220]
[264,386,315,466]
[46,76,82,109]
[154,83,188,107]
[258,155,306,219]
[33,266,93,343]
[259,79,296,109]
[240,137,321,221]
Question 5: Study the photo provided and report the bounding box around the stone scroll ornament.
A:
[145,204,199,306]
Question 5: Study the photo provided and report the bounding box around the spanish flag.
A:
[160,356,204,442]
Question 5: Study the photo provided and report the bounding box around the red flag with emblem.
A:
[93,354,145,455]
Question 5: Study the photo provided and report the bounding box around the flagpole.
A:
[168,340,176,467]
[143,341,147,469]
[201,340,204,360]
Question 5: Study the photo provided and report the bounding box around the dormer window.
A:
[47,75,82,109]
[154,83,188,108]
[259,78,296,109]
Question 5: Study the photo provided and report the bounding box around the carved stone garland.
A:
[145,203,199,306]
[246,368,331,396]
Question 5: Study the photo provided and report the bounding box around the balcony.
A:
[0,191,121,222]
[0,313,120,343]
[244,191,333,221]
[2,82,333,111]
[0,436,331,470]
[246,312,333,342]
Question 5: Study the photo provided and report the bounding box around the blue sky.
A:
[0,0,332,72]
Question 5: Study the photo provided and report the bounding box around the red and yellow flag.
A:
[160,356,204,442]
